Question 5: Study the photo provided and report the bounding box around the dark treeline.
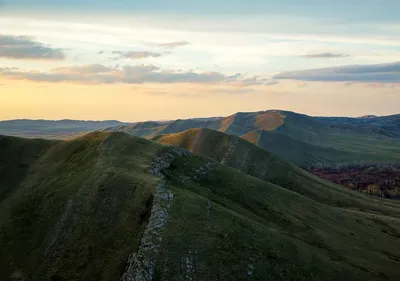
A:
[307,163,400,199]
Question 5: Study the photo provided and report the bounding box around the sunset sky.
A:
[1,0,399,121]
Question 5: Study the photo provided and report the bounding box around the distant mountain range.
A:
[0,119,128,139]
[106,110,400,166]
[1,131,400,280]
[1,110,399,166]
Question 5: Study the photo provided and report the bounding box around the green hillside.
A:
[1,132,400,280]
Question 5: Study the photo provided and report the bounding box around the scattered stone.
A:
[207,200,213,217]
[181,248,196,281]
[9,270,28,281]
[247,256,257,279]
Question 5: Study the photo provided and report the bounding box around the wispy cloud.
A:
[0,64,269,86]
[151,41,191,49]
[212,88,255,95]
[111,51,168,60]
[265,80,279,86]
[0,34,65,60]
[299,52,350,58]
[273,61,400,82]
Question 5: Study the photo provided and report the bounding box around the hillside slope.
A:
[1,132,400,280]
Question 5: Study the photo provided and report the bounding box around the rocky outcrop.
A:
[121,181,173,281]
[220,136,239,165]
[148,147,191,178]
[122,147,190,281]
[192,162,217,181]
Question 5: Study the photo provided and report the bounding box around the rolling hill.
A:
[108,110,400,166]
[1,132,400,280]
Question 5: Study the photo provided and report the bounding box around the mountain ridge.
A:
[113,110,400,166]
[1,110,399,165]
[1,131,400,280]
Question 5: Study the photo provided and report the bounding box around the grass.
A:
[1,131,400,280]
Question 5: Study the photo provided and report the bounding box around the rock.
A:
[122,181,173,281]
[122,147,190,281]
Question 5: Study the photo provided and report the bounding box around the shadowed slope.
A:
[0,132,161,280]
[1,132,400,280]
[0,135,57,202]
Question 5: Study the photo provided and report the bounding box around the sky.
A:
[0,0,399,121]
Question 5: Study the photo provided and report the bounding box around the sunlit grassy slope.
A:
[1,132,400,280]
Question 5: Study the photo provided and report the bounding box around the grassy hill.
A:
[1,132,400,280]
[112,110,400,166]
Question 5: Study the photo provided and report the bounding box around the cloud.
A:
[212,88,255,95]
[111,51,167,60]
[0,64,269,86]
[0,34,65,60]
[273,61,400,82]
[299,52,350,58]
[152,41,191,49]
[265,80,279,86]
